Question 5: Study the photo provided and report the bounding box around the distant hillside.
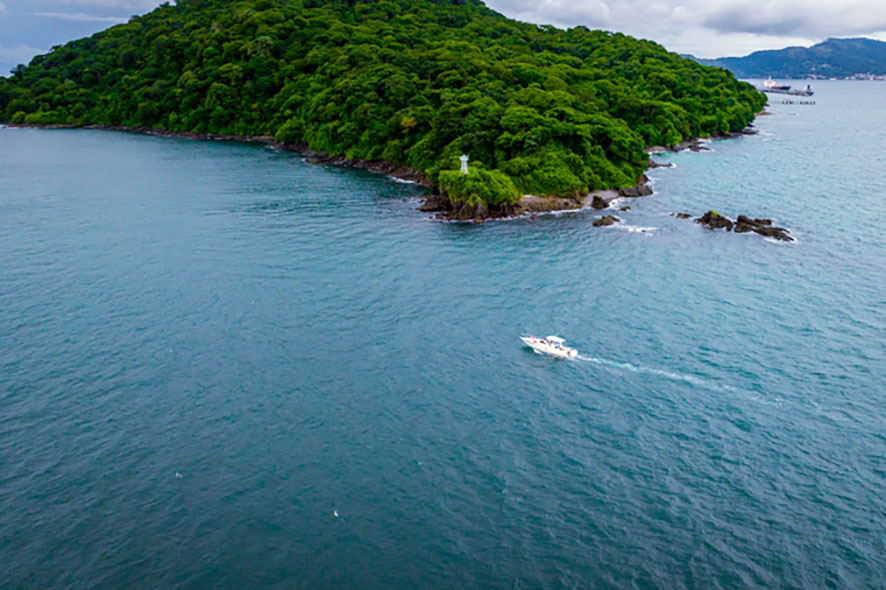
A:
[693,38,886,78]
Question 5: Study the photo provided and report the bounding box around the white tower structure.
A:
[459,154,469,174]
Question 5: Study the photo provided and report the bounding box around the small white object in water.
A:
[333,509,340,518]
[175,472,183,479]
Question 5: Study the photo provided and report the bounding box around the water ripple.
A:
[2,82,885,588]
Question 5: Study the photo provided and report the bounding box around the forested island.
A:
[0,0,765,218]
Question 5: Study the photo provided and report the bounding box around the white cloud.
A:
[485,0,886,56]
[51,0,167,9]
[0,42,46,65]
[32,11,127,22]
[699,0,886,37]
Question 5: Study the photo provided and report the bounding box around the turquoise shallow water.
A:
[2,80,885,588]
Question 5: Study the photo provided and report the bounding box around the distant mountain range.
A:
[689,37,886,79]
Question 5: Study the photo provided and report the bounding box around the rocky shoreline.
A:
[421,127,758,222]
[4,120,658,224]
[4,122,435,187]
[7,122,770,230]
[417,173,654,222]
[301,153,430,186]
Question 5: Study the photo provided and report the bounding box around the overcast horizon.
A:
[2,0,886,76]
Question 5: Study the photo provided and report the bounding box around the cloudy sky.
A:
[2,0,886,75]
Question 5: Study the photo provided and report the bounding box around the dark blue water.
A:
[2,81,885,588]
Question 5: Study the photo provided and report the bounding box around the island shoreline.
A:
[2,120,758,221]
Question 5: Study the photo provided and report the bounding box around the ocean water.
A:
[2,80,885,588]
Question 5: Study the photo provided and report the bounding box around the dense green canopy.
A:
[0,0,765,204]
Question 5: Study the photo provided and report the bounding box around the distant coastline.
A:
[689,37,886,79]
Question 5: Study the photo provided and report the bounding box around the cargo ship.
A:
[760,77,814,96]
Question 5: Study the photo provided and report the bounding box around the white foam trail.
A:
[388,176,418,184]
[764,236,798,245]
[432,202,593,223]
[615,225,656,234]
[578,355,709,387]
[576,354,783,406]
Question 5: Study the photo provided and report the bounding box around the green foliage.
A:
[0,0,766,206]
[439,166,520,207]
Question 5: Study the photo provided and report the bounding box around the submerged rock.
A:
[620,206,631,211]
[592,215,621,227]
[672,212,692,219]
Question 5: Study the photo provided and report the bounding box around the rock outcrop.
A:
[618,184,653,197]
[733,215,792,241]
[697,210,734,231]
[592,215,620,227]
[618,175,653,197]
[418,193,450,212]
[449,201,488,222]
[679,210,793,242]
[591,195,609,209]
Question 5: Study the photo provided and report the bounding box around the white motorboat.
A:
[521,335,578,359]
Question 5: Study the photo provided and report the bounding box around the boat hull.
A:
[520,336,578,359]
[761,88,814,96]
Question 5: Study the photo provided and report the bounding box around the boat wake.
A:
[575,354,782,405]
[577,355,711,387]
